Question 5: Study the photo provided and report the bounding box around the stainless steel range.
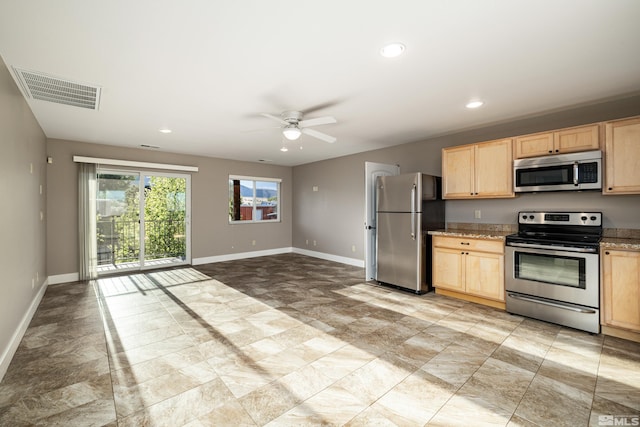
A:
[505,211,602,333]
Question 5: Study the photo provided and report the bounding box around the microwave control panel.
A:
[578,162,599,183]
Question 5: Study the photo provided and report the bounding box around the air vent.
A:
[12,67,101,110]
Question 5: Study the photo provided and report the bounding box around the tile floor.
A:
[0,253,639,426]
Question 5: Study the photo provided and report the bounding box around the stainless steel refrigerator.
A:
[375,173,445,294]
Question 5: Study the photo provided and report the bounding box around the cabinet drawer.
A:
[433,236,504,254]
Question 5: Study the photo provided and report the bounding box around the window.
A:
[229,176,281,223]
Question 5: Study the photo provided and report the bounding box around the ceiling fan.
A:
[261,111,337,143]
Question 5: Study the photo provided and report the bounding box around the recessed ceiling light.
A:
[380,43,405,58]
[280,146,288,152]
[159,128,172,134]
[465,100,484,109]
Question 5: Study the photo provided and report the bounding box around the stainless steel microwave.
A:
[513,150,602,192]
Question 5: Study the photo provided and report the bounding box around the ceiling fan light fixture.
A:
[282,125,302,140]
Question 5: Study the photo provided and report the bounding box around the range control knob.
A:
[528,215,534,220]
[581,216,587,221]
[590,216,597,221]
[522,215,527,220]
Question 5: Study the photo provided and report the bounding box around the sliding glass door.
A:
[142,174,188,267]
[96,169,190,274]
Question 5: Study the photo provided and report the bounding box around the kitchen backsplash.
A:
[602,228,640,239]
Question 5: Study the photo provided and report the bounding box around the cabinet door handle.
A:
[605,251,610,255]
[461,242,470,245]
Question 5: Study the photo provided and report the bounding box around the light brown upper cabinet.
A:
[604,116,640,195]
[514,124,600,159]
[442,138,514,199]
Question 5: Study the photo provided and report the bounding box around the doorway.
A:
[96,169,191,274]
[364,162,400,280]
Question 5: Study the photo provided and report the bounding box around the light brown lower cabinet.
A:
[432,236,505,309]
[602,249,640,335]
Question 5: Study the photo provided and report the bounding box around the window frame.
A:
[228,175,282,224]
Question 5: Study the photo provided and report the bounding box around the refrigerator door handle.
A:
[410,184,416,240]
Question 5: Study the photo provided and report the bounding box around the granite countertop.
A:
[427,229,512,241]
[600,237,640,251]
[427,225,640,249]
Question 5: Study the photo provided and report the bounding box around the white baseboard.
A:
[0,279,49,382]
[48,272,79,285]
[192,247,294,265]
[292,248,365,268]
[193,247,364,268]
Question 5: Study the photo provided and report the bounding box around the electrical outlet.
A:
[474,210,481,219]
[252,240,256,246]
[30,163,33,174]
[31,278,34,289]
[313,240,317,246]
[351,245,356,252]
[305,239,309,245]
[313,186,319,192]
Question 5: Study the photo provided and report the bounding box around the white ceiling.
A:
[1,0,639,166]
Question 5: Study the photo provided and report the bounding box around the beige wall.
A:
[46,139,292,277]
[292,138,450,260]
[0,56,47,377]
[292,94,640,261]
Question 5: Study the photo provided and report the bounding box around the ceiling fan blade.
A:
[301,99,344,115]
[261,113,288,125]
[301,128,337,143]
[298,116,337,128]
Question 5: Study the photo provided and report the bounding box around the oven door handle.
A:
[506,242,597,253]
[507,293,597,314]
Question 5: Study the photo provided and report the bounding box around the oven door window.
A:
[515,164,573,187]
[514,252,585,289]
